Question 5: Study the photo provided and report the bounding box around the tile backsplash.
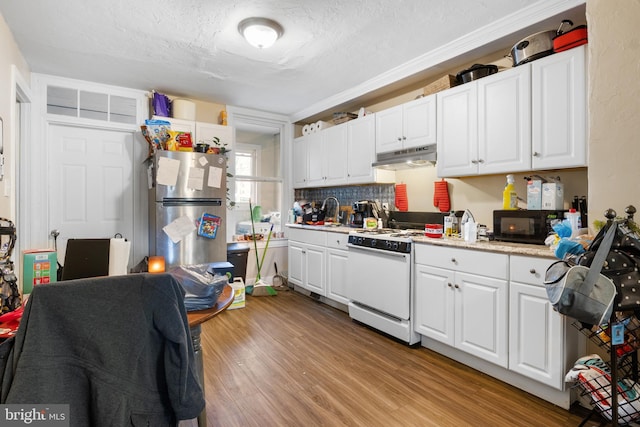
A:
[294,184,395,211]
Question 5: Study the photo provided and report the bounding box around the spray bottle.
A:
[502,174,518,210]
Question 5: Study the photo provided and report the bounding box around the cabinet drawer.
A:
[415,244,508,280]
[287,228,327,246]
[510,255,554,287]
[326,232,349,249]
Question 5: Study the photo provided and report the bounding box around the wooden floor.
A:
[185,288,601,426]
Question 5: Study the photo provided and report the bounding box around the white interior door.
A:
[48,124,134,263]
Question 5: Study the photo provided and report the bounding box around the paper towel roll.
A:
[315,121,331,132]
[109,238,131,276]
[302,124,311,135]
[172,98,196,121]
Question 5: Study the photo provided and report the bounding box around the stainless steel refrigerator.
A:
[148,150,227,269]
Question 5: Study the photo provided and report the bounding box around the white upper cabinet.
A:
[293,115,393,189]
[347,114,385,184]
[307,124,348,187]
[437,82,478,177]
[437,64,531,177]
[195,122,233,147]
[437,45,586,177]
[531,45,587,169]
[477,64,532,174]
[375,94,437,154]
[151,116,233,147]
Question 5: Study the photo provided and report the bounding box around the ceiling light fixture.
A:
[238,17,283,49]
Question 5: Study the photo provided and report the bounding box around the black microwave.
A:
[493,210,564,245]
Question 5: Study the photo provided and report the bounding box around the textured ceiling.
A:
[0,0,584,119]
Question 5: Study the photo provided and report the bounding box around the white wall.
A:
[0,12,30,219]
[587,0,640,224]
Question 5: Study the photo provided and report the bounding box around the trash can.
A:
[227,243,250,283]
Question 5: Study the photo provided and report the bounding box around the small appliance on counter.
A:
[349,201,378,228]
[493,210,564,245]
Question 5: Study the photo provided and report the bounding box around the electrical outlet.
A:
[382,203,389,210]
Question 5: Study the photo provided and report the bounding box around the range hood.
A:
[372,144,437,170]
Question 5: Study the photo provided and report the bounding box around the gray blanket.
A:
[0,273,204,426]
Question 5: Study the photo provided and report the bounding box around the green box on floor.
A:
[22,249,57,294]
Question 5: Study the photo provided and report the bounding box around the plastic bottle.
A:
[502,174,518,210]
[444,211,457,238]
[565,208,582,237]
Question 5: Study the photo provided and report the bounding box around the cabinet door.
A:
[304,244,326,296]
[152,116,195,135]
[306,133,325,187]
[288,242,305,286]
[195,122,233,147]
[532,45,587,169]
[455,272,508,368]
[509,282,565,389]
[347,115,376,184]
[322,124,348,186]
[437,84,478,177]
[326,248,349,305]
[478,65,532,174]
[292,136,308,188]
[403,94,436,149]
[414,264,455,345]
[375,104,404,153]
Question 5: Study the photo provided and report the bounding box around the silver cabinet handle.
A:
[471,160,478,164]
[454,284,460,289]
[533,151,539,157]
[448,283,453,288]
[529,268,536,274]
[451,258,456,263]
[478,159,484,163]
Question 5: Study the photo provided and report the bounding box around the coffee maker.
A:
[349,201,377,228]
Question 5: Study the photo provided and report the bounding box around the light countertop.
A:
[285,223,555,259]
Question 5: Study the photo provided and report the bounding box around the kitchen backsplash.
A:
[295,184,395,210]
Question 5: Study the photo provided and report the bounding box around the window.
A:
[230,129,282,238]
[46,86,137,124]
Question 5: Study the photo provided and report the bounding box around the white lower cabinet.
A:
[326,233,350,305]
[287,229,327,296]
[287,228,353,304]
[509,255,575,390]
[414,245,509,367]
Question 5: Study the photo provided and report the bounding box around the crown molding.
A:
[290,0,585,124]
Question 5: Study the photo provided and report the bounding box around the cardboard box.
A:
[22,249,57,294]
[542,183,564,210]
[526,179,543,210]
[423,75,458,96]
[228,277,245,310]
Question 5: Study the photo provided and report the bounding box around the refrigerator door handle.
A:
[162,198,223,207]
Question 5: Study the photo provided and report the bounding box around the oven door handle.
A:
[347,244,409,259]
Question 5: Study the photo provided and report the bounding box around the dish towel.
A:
[434,179,451,212]
[395,184,408,212]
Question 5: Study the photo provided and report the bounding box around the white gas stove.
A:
[345,212,447,345]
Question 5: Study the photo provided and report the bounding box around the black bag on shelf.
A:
[574,218,640,312]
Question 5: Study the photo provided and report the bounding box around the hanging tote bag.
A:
[573,218,640,311]
[545,222,618,326]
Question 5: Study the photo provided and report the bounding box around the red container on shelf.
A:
[425,224,443,238]
[553,25,588,53]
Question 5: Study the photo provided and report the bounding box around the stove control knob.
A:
[370,239,377,248]
[393,242,399,251]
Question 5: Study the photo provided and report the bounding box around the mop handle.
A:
[249,200,262,280]
[258,224,274,273]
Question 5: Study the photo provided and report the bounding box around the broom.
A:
[251,224,277,296]
[246,200,277,296]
